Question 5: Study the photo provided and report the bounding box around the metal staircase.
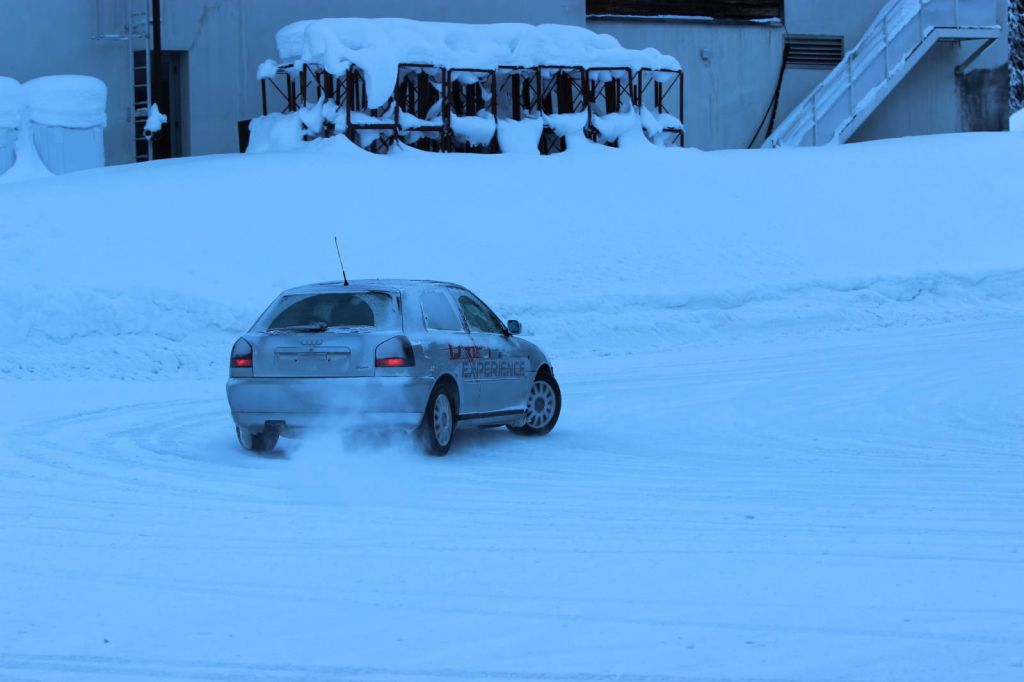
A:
[93,0,153,161]
[764,0,1000,148]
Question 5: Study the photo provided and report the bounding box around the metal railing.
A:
[764,0,1000,148]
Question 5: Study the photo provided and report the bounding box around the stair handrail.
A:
[765,0,936,147]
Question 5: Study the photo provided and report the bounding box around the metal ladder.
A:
[93,0,153,161]
[764,0,1000,148]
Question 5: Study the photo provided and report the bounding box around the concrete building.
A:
[0,0,1010,165]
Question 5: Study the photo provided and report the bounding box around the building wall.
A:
[587,19,784,150]
[850,43,963,142]
[851,33,1010,143]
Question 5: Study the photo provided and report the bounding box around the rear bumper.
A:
[226,375,434,433]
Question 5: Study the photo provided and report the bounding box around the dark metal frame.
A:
[637,68,685,147]
[260,66,293,115]
[447,68,498,152]
[343,68,398,152]
[496,67,542,122]
[539,66,587,116]
[258,61,684,154]
[538,66,587,154]
[396,63,448,151]
[584,67,634,145]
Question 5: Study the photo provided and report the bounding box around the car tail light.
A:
[375,336,415,368]
[230,338,253,369]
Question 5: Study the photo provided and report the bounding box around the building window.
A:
[586,0,783,22]
[785,35,845,69]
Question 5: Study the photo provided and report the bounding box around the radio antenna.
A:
[334,236,349,286]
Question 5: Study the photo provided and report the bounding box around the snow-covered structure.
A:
[250,19,685,154]
[24,76,108,174]
[0,75,107,179]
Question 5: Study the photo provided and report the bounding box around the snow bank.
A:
[2,133,1024,378]
[1010,109,1024,132]
[450,114,496,146]
[22,76,107,128]
[497,117,543,153]
[276,18,680,108]
[0,117,54,185]
[0,77,23,129]
[246,112,305,153]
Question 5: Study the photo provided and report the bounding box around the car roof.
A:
[279,279,465,296]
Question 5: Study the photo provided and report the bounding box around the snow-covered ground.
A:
[1,133,1022,680]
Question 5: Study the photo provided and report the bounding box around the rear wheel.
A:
[420,382,458,455]
[509,371,561,436]
[236,426,279,453]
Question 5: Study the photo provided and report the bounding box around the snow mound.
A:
[22,75,107,128]
[1,133,1023,378]
[0,76,23,129]
[497,117,543,153]
[1011,109,1024,132]
[0,120,54,185]
[276,18,680,108]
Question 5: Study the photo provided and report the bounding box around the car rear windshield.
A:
[259,292,400,331]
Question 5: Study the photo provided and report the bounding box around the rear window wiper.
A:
[268,323,328,333]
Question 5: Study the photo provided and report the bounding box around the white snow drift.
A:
[1,132,1023,378]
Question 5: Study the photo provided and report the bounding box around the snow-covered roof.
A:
[275,18,681,108]
[0,77,23,129]
[22,76,107,129]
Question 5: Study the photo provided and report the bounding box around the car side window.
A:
[456,293,504,335]
[420,290,464,331]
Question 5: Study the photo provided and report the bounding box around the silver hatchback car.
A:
[226,279,561,454]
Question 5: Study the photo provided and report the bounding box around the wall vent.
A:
[785,35,845,69]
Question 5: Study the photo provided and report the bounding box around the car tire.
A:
[420,381,458,456]
[509,371,561,436]
[237,426,279,453]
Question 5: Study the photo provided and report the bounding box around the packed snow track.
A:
[1,317,1021,682]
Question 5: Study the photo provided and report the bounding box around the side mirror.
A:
[506,319,521,335]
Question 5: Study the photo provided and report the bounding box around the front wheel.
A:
[236,426,279,453]
[509,372,561,436]
[420,382,458,455]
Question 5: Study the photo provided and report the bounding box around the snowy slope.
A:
[0,134,1022,681]
[1,133,1023,378]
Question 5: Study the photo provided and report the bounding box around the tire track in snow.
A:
[1,319,1022,681]
[0,653,929,682]
[4,398,279,505]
